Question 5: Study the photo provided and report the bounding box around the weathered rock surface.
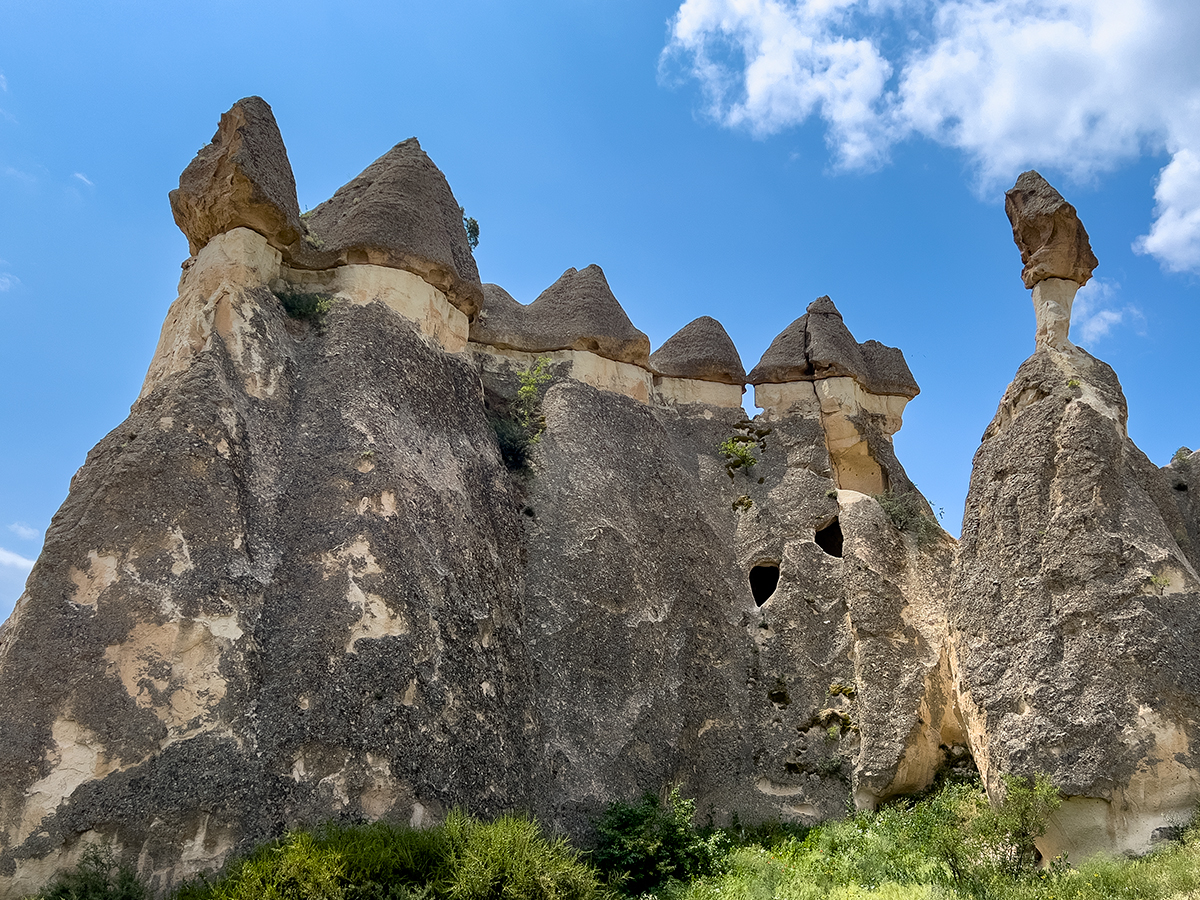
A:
[1005,170,1098,289]
[0,227,952,896]
[170,96,304,256]
[747,297,919,398]
[650,316,746,384]
[468,267,651,365]
[6,95,1199,898]
[951,345,1200,859]
[300,138,483,317]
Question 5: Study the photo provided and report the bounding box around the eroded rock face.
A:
[650,316,746,384]
[469,268,651,365]
[951,345,1200,859]
[0,240,953,896]
[747,297,918,399]
[301,138,483,317]
[170,96,304,256]
[1005,170,1098,290]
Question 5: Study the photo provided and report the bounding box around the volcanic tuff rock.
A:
[747,296,919,398]
[951,345,1200,860]
[649,316,746,385]
[469,267,651,365]
[1005,170,1099,290]
[300,138,483,317]
[1,96,1197,896]
[170,96,304,256]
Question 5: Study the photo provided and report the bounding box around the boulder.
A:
[1005,170,1098,289]
[649,316,746,384]
[300,138,483,317]
[468,266,650,365]
[747,297,919,398]
[170,96,303,256]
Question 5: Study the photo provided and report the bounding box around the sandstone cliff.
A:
[0,99,1193,895]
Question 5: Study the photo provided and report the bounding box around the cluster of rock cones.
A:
[0,97,1196,897]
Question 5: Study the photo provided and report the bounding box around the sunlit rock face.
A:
[952,175,1200,860]
[0,98,955,897]
[6,99,1198,898]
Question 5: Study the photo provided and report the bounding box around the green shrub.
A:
[275,290,335,322]
[490,359,553,472]
[717,438,757,473]
[30,845,147,900]
[594,788,729,895]
[873,491,941,546]
[170,815,604,900]
[460,207,480,251]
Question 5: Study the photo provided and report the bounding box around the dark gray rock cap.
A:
[649,316,746,384]
[747,296,919,398]
[469,265,651,365]
[170,96,304,256]
[300,138,483,317]
[1005,170,1098,289]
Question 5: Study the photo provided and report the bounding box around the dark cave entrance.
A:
[749,564,780,607]
[815,518,844,558]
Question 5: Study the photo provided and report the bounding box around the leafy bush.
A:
[29,845,147,900]
[275,290,335,322]
[490,359,553,472]
[873,491,941,546]
[460,207,480,251]
[170,814,604,900]
[717,438,757,473]
[594,788,729,895]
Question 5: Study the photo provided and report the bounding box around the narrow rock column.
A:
[1004,170,1098,350]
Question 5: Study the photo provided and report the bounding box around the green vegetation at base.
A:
[25,775,1200,900]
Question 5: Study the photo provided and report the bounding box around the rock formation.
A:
[951,172,1200,861]
[649,316,745,385]
[0,103,1195,897]
[747,298,919,495]
[170,96,304,256]
[1005,170,1099,350]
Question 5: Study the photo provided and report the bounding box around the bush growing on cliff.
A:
[489,358,554,471]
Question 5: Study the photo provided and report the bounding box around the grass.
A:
[25,778,1200,900]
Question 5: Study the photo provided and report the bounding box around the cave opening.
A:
[816,518,844,558]
[749,564,780,607]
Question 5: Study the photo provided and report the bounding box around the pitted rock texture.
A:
[170,96,304,256]
[649,316,746,384]
[468,267,651,365]
[747,297,919,398]
[1005,170,1099,289]
[951,346,1200,859]
[300,138,483,317]
[0,269,952,895]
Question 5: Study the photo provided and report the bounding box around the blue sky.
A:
[2,0,1199,622]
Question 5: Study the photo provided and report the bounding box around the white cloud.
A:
[0,272,18,292]
[73,172,93,186]
[1071,278,1143,345]
[0,71,6,92]
[0,548,34,571]
[8,523,38,541]
[663,0,1200,271]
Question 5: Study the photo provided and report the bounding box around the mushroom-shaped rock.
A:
[1005,170,1098,289]
[170,96,303,256]
[469,265,650,365]
[650,316,745,384]
[747,297,918,398]
[301,138,483,317]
